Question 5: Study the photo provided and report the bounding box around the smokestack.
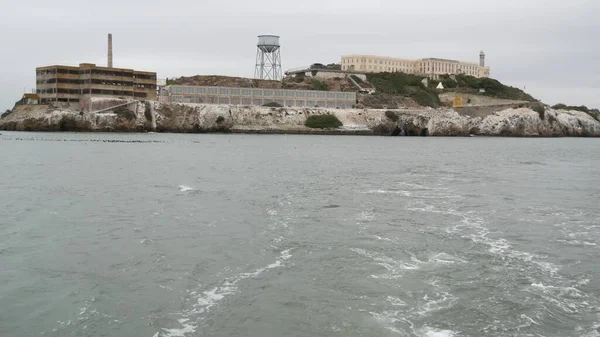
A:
[108,33,113,68]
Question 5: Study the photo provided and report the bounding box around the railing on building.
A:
[163,85,357,109]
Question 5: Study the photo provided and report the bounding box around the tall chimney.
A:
[108,33,113,68]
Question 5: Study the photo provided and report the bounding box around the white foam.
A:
[417,327,457,337]
[163,249,293,336]
[364,189,412,196]
[178,185,193,192]
[520,314,539,326]
[386,296,408,307]
[415,291,457,316]
[356,210,375,221]
[428,253,467,265]
[162,319,196,337]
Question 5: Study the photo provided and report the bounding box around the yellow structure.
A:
[341,52,491,80]
[453,96,464,108]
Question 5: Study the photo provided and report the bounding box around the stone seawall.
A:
[1,100,599,137]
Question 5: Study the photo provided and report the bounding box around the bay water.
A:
[1,132,599,337]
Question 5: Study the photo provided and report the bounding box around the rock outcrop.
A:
[1,99,599,137]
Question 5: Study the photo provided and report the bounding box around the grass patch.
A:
[411,90,440,108]
[311,79,329,91]
[305,114,343,129]
[366,72,424,94]
[366,72,440,108]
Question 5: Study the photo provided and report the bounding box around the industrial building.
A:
[35,34,157,109]
[340,51,491,79]
[36,63,157,104]
[160,85,356,109]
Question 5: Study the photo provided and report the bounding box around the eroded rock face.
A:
[1,100,599,137]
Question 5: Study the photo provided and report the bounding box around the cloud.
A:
[0,0,598,111]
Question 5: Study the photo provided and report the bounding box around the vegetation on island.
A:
[531,104,546,120]
[451,75,536,101]
[311,79,330,91]
[366,72,536,108]
[305,114,343,129]
[552,104,599,121]
[366,72,441,108]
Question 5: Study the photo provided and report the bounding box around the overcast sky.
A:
[0,0,598,111]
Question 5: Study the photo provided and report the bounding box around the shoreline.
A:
[1,101,599,137]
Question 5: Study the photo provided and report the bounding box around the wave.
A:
[363,189,412,196]
[178,185,193,192]
[351,248,420,279]
[160,249,292,337]
[416,326,457,337]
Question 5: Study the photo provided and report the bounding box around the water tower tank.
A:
[255,35,282,81]
[257,35,280,53]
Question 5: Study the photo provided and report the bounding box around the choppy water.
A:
[1,132,599,337]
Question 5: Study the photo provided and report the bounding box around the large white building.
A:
[341,52,491,80]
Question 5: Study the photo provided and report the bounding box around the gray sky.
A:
[1,0,598,111]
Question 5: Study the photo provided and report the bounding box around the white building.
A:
[341,51,491,80]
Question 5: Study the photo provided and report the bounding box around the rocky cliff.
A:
[1,99,599,137]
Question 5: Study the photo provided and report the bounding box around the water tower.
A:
[254,35,282,81]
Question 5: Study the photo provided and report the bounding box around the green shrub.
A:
[385,110,398,122]
[532,104,545,120]
[366,72,425,94]
[1,109,11,119]
[411,90,440,108]
[552,103,590,113]
[440,78,458,89]
[455,74,535,101]
[305,114,343,129]
[263,101,283,107]
[311,79,329,91]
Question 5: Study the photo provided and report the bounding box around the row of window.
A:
[343,58,413,67]
[37,88,148,97]
[344,65,413,72]
[344,58,482,73]
[36,79,157,89]
[36,69,156,80]
[170,86,355,100]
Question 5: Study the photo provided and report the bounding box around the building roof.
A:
[35,63,156,75]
